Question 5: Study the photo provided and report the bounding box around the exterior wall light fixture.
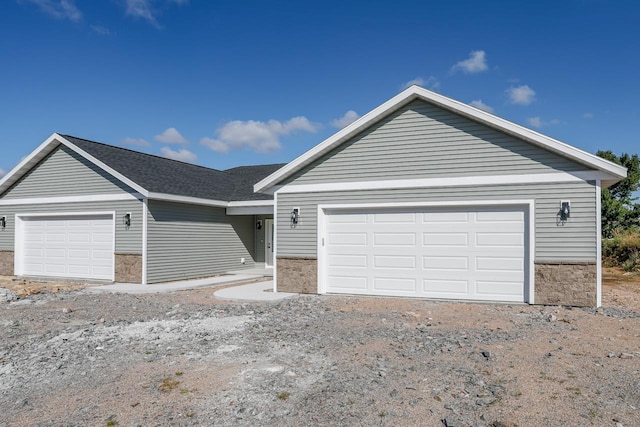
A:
[123,212,132,228]
[0,216,6,229]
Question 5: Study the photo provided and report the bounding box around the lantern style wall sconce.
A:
[123,212,132,228]
[256,219,263,230]
[560,200,571,221]
[291,207,300,225]
[0,216,6,230]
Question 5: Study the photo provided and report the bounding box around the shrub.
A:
[603,228,640,272]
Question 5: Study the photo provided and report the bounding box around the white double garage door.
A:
[322,205,529,303]
[17,214,114,281]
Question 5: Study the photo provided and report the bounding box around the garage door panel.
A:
[324,206,527,302]
[328,254,367,268]
[373,255,416,270]
[423,233,468,247]
[328,232,367,246]
[423,279,469,295]
[21,215,114,281]
[374,277,416,292]
[422,211,468,223]
[423,256,468,271]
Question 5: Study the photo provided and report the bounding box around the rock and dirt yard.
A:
[0,271,639,427]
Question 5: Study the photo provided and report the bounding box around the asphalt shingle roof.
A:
[62,135,282,202]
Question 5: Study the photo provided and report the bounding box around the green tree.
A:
[596,150,640,237]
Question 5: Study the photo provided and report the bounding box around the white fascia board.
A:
[227,200,274,207]
[0,193,143,206]
[57,134,149,197]
[255,86,627,192]
[276,171,608,194]
[226,206,274,215]
[147,192,229,207]
[0,133,62,196]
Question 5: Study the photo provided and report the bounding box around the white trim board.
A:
[0,193,143,206]
[276,171,608,195]
[596,180,602,308]
[255,86,626,193]
[141,198,149,285]
[316,199,536,304]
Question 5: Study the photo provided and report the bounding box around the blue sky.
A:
[1,0,639,177]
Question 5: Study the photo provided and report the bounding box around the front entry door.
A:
[265,219,274,267]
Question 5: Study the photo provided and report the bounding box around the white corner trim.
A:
[596,180,602,308]
[315,199,536,304]
[254,86,627,193]
[0,193,143,206]
[276,171,607,195]
[142,198,148,285]
[272,192,278,293]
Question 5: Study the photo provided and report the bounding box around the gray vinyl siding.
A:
[283,100,591,185]
[276,180,597,262]
[0,199,143,253]
[1,145,135,199]
[146,200,256,283]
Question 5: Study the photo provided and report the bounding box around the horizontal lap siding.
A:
[0,199,143,253]
[276,181,596,261]
[2,145,135,199]
[283,100,589,185]
[146,201,255,283]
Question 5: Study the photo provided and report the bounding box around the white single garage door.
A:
[21,215,114,281]
[323,206,527,302]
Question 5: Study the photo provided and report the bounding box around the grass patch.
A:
[276,392,290,400]
[159,378,181,393]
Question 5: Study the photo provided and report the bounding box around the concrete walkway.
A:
[213,280,298,302]
[88,274,265,294]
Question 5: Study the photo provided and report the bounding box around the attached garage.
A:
[16,214,115,281]
[320,204,530,302]
[255,85,628,307]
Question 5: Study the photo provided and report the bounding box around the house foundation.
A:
[276,257,317,293]
[115,253,143,283]
[0,250,14,276]
[534,261,597,307]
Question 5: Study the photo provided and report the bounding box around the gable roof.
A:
[0,134,282,205]
[254,85,627,193]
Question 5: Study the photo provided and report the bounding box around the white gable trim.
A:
[255,86,627,192]
[0,193,143,206]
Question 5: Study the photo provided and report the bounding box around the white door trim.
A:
[265,219,274,268]
[317,199,535,303]
[14,211,116,281]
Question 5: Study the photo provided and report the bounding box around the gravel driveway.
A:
[1,279,639,427]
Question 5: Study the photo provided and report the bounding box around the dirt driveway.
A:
[1,271,639,427]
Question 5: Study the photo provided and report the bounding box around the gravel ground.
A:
[0,277,639,427]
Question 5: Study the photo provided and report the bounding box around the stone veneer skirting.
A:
[115,253,143,283]
[534,261,597,307]
[277,257,317,294]
[0,250,14,276]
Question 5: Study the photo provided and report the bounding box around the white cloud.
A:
[452,50,488,74]
[401,76,440,91]
[160,147,197,163]
[583,112,594,119]
[22,0,82,22]
[201,116,319,154]
[469,100,494,114]
[155,127,188,144]
[331,110,360,128]
[90,25,111,36]
[124,0,160,28]
[527,117,543,128]
[506,85,536,105]
[122,137,151,147]
[0,168,5,178]
[527,117,560,129]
